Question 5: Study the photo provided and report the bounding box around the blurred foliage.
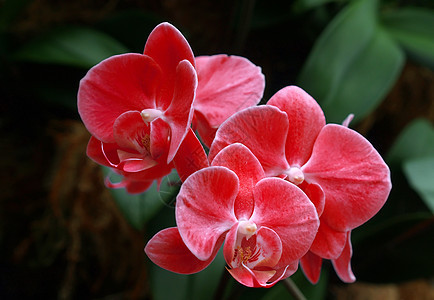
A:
[1,0,433,299]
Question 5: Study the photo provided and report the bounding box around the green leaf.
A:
[149,264,189,300]
[382,8,434,68]
[293,0,345,13]
[321,27,404,123]
[103,167,180,230]
[403,157,434,213]
[386,118,434,165]
[298,0,404,124]
[14,26,129,68]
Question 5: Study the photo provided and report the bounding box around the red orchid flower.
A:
[193,55,265,147]
[78,22,198,192]
[208,86,391,283]
[145,143,319,287]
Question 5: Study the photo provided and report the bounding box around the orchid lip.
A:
[141,108,163,123]
[285,166,305,185]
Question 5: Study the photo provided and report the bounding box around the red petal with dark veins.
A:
[176,166,238,261]
[300,251,323,284]
[309,221,347,259]
[150,117,170,161]
[212,143,265,220]
[78,53,162,143]
[194,55,264,128]
[302,124,392,231]
[267,86,325,167]
[250,178,319,269]
[173,128,209,182]
[209,106,290,176]
[144,22,195,110]
[164,59,197,163]
[332,232,356,283]
[145,227,221,274]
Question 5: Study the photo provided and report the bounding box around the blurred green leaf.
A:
[382,8,434,69]
[102,167,180,230]
[298,0,404,124]
[321,27,404,123]
[149,263,189,300]
[386,118,434,165]
[14,26,129,68]
[403,157,434,213]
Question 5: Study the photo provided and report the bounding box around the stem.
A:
[282,278,307,300]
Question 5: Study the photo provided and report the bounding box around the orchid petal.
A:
[267,86,325,167]
[194,55,264,128]
[192,111,216,147]
[176,166,238,260]
[164,59,197,163]
[299,181,325,217]
[78,54,162,143]
[113,111,150,153]
[209,106,289,176]
[150,117,170,160]
[227,264,277,288]
[144,22,195,110]
[86,136,114,167]
[302,124,391,231]
[105,175,153,194]
[332,232,355,283]
[300,251,323,284]
[145,227,221,274]
[309,222,347,259]
[212,143,265,219]
[223,224,282,270]
[173,128,209,182]
[250,178,319,268]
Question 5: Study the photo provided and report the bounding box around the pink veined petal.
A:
[300,251,323,284]
[113,111,150,153]
[267,86,326,167]
[145,227,222,274]
[250,178,319,269]
[150,117,170,161]
[78,53,162,143]
[164,59,197,163]
[209,105,290,176]
[86,136,114,167]
[144,22,195,110]
[302,124,392,231]
[176,166,238,261]
[309,222,347,259]
[331,232,356,283]
[173,128,209,182]
[212,143,265,219]
[299,181,325,217]
[194,55,264,128]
